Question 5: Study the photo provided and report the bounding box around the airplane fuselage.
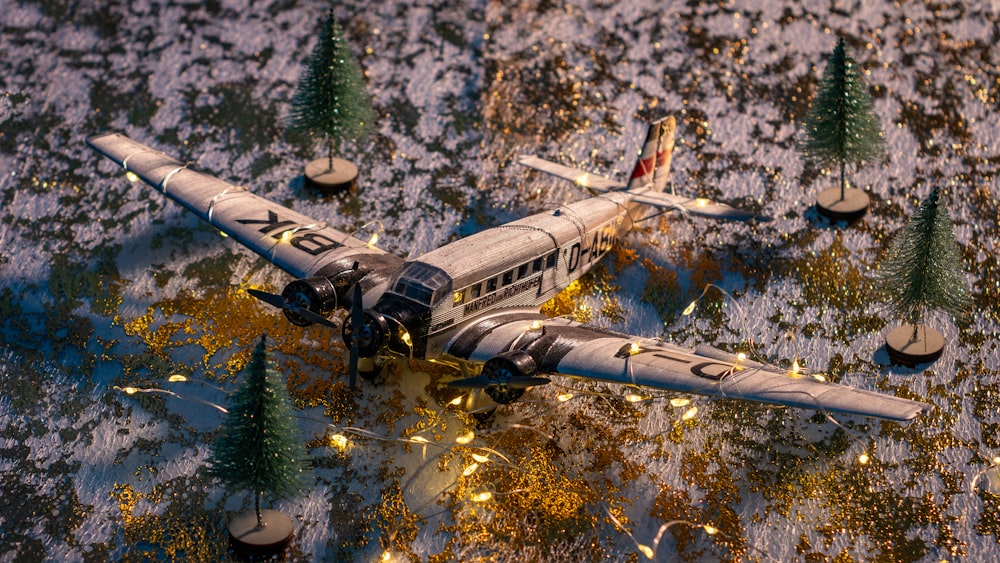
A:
[369,189,650,360]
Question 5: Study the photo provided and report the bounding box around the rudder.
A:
[626,116,675,192]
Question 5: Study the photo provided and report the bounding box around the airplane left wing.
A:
[88,133,395,280]
[444,311,930,422]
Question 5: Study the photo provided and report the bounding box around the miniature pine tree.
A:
[208,335,311,527]
[799,37,885,200]
[289,9,375,171]
[876,187,971,340]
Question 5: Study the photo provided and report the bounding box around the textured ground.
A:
[1,0,999,561]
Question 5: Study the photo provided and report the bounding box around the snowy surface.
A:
[1,0,999,561]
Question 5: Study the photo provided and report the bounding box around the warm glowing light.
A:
[682,301,697,316]
[694,198,710,207]
[638,544,655,559]
[528,320,544,331]
[455,430,475,445]
[471,487,493,502]
[625,393,645,403]
[125,171,139,183]
[576,173,591,187]
[449,396,464,406]
[703,524,718,535]
[791,359,800,374]
[401,332,412,347]
[122,387,138,395]
[462,463,480,476]
[410,436,429,443]
[219,231,229,238]
[993,456,1000,465]
[858,453,870,465]
[381,551,392,562]
[681,406,698,420]
[167,374,187,382]
[557,393,574,402]
[471,453,490,463]
[329,434,349,450]
[367,232,379,247]
[670,397,690,407]
[811,374,826,382]
[736,352,747,361]
[279,230,293,243]
[629,342,641,355]
[453,291,464,304]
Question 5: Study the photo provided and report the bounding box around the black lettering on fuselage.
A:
[565,224,618,274]
[567,244,581,272]
[463,276,541,315]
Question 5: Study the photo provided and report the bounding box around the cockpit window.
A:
[388,262,453,306]
[406,283,432,304]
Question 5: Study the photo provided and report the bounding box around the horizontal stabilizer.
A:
[631,191,759,221]
[518,155,625,192]
[518,155,762,221]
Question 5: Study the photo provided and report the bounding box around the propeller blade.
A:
[448,376,491,389]
[348,340,359,389]
[247,288,339,330]
[349,283,364,389]
[247,288,286,309]
[286,305,340,330]
[507,376,551,389]
[447,376,551,389]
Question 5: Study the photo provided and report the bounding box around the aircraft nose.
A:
[342,310,390,358]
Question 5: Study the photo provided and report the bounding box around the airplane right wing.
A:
[88,133,401,282]
[444,310,930,422]
[629,190,758,221]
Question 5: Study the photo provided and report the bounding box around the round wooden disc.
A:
[228,508,294,556]
[816,187,869,223]
[304,157,358,193]
[885,324,945,367]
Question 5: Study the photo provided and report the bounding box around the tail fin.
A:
[626,116,676,192]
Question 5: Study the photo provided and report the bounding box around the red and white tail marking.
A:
[627,116,676,192]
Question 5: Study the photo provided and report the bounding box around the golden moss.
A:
[785,232,868,311]
[110,478,228,561]
[640,257,683,323]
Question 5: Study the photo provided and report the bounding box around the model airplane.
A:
[87,117,930,422]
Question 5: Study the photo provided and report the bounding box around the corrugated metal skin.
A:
[418,190,639,292]
[87,133,394,281]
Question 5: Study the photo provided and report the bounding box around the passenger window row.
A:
[464,251,559,301]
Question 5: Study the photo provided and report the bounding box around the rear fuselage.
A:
[370,190,650,359]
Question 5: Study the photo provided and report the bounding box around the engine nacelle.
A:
[482,350,538,404]
[280,276,339,326]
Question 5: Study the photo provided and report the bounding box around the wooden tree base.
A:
[816,187,869,223]
[228,509,294,561]
[885,324,945,367]
[304,157,358,194]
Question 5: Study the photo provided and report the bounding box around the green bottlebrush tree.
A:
[799,37,885,200]
[289,9,375,171]
[876,187,972,339]
[208,335,311,527]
